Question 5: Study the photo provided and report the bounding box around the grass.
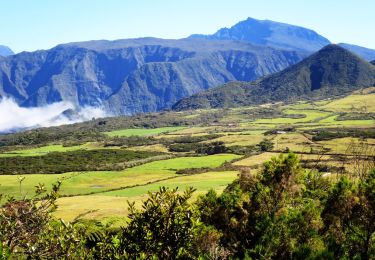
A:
[0,144,90,157]
[104,126,186,137]
[233,152,280,168]
[3,91,375,223]
[210,133,265,147]
[127,144,170,153]
[273,133,317,152]
[253,109,332,124]
[317,137,375,154]
[0,154,241,198]
[321,93,375,113]
[55,171,239,221]
[103,171,239,197]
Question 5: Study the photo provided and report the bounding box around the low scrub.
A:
[0,149,160,175]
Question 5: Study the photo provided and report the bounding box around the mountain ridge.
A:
[338,43,375,61]
[189,17,330,52]
[172,44,375,110]
[2,18,375,116]
[189,17,375,61]
[0,38,304,115]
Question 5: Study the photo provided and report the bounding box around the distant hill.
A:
[189,17,330,53]
[0,45,14,57]
[0,38,304,115]
[371,60,375,66]
[338,43,375,61]
[173,45,375,110]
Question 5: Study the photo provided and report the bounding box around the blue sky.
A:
[1,0,374,53]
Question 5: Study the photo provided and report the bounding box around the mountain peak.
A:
[189,17,330,52]
[173,46,375,110]
[319,44,347,52]
[0,45,14,57]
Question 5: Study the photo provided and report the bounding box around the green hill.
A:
[173,45,375,110]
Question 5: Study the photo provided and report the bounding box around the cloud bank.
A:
[0,98,108,133]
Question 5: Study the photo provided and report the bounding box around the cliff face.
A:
[0,38,304,114]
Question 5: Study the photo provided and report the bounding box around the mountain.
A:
[172,45,375,110]
[371,60,375,66]
[189,17,330,53]
[0,38,304,115]
[338,43,375,61]
[189,17,375,61]
[0,45,14,57]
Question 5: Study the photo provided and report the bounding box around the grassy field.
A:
[0,154,240,199]
[321,93,375,113]
[233,152,280,168]
[104,126,186,137]
[55,171,239,221]
[1,90,375,223]
[210,133,265,147]
[0,144,90,157]
[252,109,331,124]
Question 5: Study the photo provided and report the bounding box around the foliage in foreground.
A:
[1,153,375,259]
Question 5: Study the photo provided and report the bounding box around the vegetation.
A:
[310,128,375,141]
[173,45,375,111]
[1,153,375,259]
[258,139,274,151]
[104,126,186,137]
[0,149,160,175]
[1,89,375,258]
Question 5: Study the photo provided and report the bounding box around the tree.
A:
[0,181,86,259]
[196,141,228,155]
[258,139,274,152]
[121,187,198,259]
[322,170,375,259]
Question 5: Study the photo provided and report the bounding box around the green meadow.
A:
[1,90,374,223]
[104,126,186,137]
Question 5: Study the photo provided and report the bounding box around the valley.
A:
[1,89,374,224]
[1,9,375,258]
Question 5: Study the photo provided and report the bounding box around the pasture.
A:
[1,90,374,223]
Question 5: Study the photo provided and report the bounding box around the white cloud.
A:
[0,98,108,133]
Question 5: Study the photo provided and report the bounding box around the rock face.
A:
[0,38,304,114]
[338,43,375,61]
[0,45,14,57]
[173,45,375,110]
[189,17,331,52]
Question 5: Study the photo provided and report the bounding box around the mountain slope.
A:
[371,60,375,66]
[189,17,330,52]
[0,38,304,114]
[338,43,375,61]
[173,45,375,110]
[0,45,14,57]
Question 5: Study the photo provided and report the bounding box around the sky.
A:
[1,0,374,53]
